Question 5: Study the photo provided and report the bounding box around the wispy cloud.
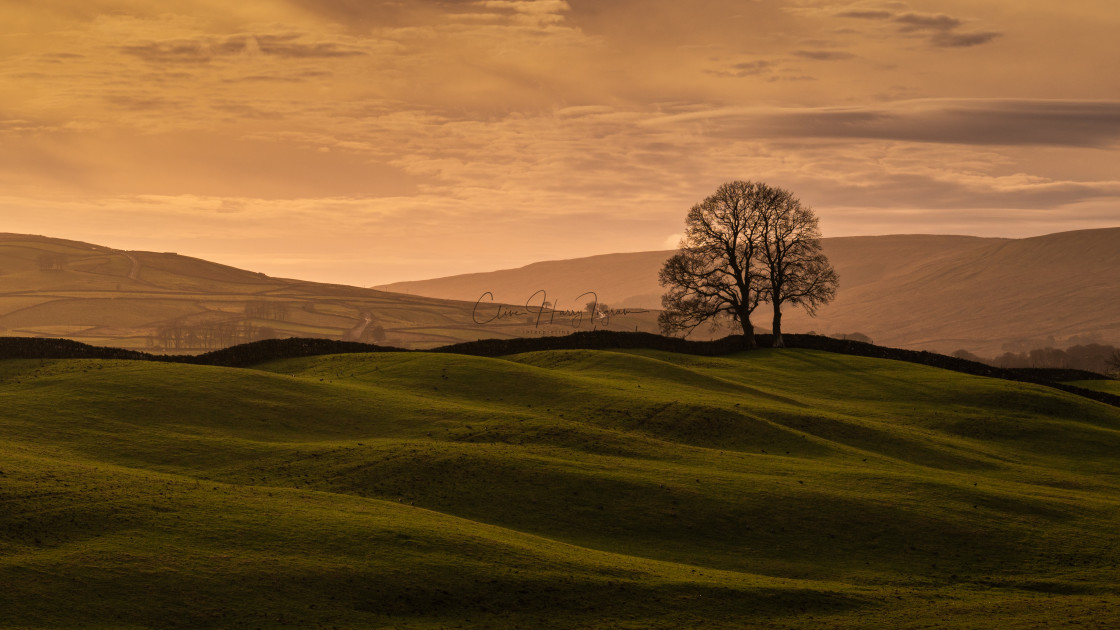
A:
[646,100,1120,148]
[930,31,1000,48]
[893,13,961,32]
[709,59,776,77]
[794,50,856,61]
[835,6,1001,48]
[121,34,365,65]
[835,10,893,20]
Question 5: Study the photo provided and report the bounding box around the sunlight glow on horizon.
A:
[2,0,1118,285]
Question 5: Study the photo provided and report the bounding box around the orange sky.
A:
[2,0,1118,285]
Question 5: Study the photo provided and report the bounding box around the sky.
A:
[1,0,1118,285]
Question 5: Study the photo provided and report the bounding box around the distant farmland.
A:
[0,233,662,351]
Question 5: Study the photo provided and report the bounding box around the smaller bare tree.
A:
[1107,349,1120,377]
[756,186,838,348]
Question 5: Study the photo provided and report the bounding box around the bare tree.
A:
[585,300,609,316]
[1107,349,1120,376]
[756,186,838,348]
[37,253,67,272]
[658,181,767,347]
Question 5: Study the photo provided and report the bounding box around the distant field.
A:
[0,233,662,351]
[2,348,1118,628]
[1066,379,1120,395]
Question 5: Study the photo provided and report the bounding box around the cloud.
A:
[253,34,366,58]
[930,31,1001,48]
[793,50,855,61]
[835,6,1001,48]
[805,170,1120,211]
[835,10,893,20]
[479,0,571,17]
[646,99,1120,148]
[120,34,364,64]
[120,40,224,64]
[710,59,775,77]
[103,94,187,112]
[893,13,961,32]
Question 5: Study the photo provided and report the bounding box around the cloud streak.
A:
[647,100,1120,148]
[121,34,366,65]
[836,6,1002,48]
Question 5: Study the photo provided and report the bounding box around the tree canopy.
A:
[659,181,837,347]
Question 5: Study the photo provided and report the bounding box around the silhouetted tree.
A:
[584,300,609,316]
[1107,349,1120,376]
[952,348,983,362]
[757,187,838,348]
[244,301,290,321]
[37,253,67,271]
[659,181,767,347]
[361,324,387,344]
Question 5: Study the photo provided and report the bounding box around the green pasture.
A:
[1,348,1117,627]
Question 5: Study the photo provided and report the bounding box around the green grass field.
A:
[2,348,1119,628]
[1066,379,1120,395]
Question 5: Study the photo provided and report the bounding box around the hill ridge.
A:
[3,332,1116,408]
[0,233,663,350]
[375,228,1120,355]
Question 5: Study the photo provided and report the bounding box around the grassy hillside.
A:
[0,233,660,352]
[1065,379,1120,395]
[377,229,1120,356]
[2,348,1119,628]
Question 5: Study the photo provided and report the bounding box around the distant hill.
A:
[378,250,679,310]
[376,229,1120,356]
[0,233,660,351]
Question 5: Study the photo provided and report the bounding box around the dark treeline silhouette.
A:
[244,301,290,321]
[168,338,406,367]
[150,319,290,350]
[147,301,296,350]
[37,253,68,271]
[954,343,1119,375]
[2,332,1116,407]
[435,330,752,357]
[0,337,150,361]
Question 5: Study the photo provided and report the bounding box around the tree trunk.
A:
[771,304,785,348]
[739,314,757,349]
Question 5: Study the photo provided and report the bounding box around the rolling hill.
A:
[0,233,661,351]
[2,346,1119,627]
[376,228,1120,356]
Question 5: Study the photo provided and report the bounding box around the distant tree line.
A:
[244,301,291,321]
[149,320,276,350]
[360,324,387,344]
[953,343,1120,375]
[148,301,299,350]
[37,253,68,271]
